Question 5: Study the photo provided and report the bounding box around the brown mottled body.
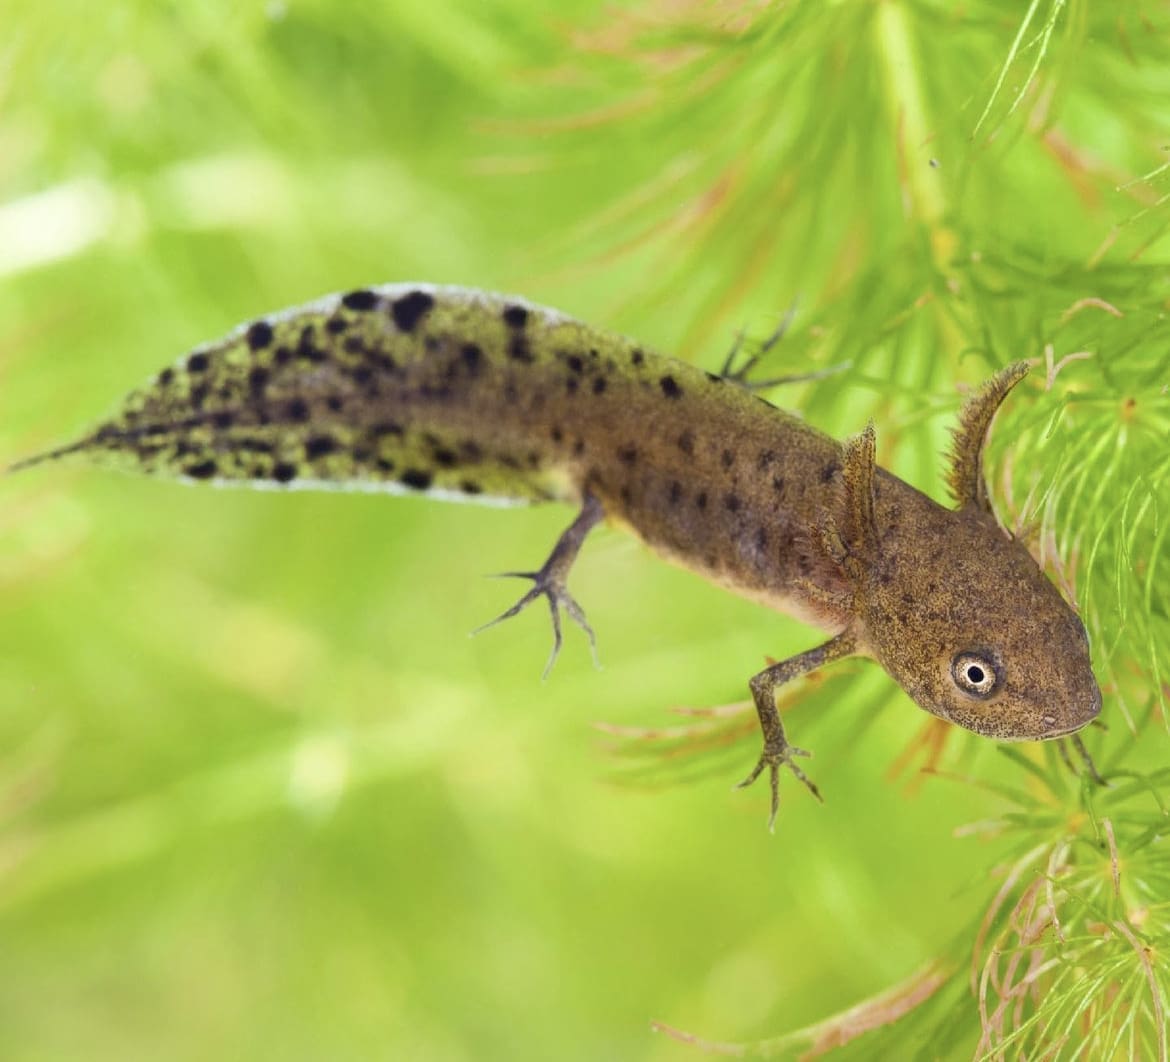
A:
[12,284,1102,827]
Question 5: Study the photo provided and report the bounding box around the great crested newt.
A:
[10,284,1102,827]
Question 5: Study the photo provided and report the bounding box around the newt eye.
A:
[951,651,1000,697]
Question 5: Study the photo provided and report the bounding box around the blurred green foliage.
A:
[1,1,1168,1059]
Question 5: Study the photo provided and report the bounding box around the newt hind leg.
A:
[473,493,604,678]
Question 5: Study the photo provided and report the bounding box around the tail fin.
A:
[4,438,90,476]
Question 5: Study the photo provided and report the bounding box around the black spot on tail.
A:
[342,290,379,311]
[246,321,274,350]
[186,460,218,479]
[461,343,483,373]
[659,375,682,399]
[401,468,433,490]
[503,304,529,328]
[272,462,297,483]
[391,291,435,332]
[187,352,210,373]
[305,435,338,459]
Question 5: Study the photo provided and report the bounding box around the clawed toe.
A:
[472,569,599,679]
[737,742,822,831]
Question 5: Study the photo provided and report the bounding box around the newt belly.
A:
[10,283,1103,827]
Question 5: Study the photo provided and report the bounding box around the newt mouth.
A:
[1039,686,1102,740]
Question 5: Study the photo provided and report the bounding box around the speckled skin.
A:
[16,284,1102,822]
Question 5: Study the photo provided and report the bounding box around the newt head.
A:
[858,500,1102,742]
[824,363,1101,743]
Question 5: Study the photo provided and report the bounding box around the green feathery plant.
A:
[1,1,1168,1059]
[547,2,1170,1056]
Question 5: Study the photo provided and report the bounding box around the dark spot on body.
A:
[274,346,293,366]
[617,444,638,465]
[551,425,564,443]
[565,376,579,395]
[821,462,839,483]
[158,368,175,386]
[509,335,535,363]
[461,343,483,373]
[287,399,310,423]
[376,458,396,473]
[669,481,682,505]
[724,493,742,512]
[342,289,379,311]
[401,468,433,490]
[659,375,682,399]
[757,449,776,469]
[187,460,217,479]
[305,435,338,459]
[247,321,275,349]
[677,431,695,456]
[391,290,435,332]
[372,421,404,437]
[187,352,210,373]
[721,449,735,469]
[343,335,366,357]
[461,480,482,495]
[298,326,327,363]
[190,383,210,407]
[567,355,584,374]
[772,475,785,494]
[248,367,269,393]
[351,366,373,386]
[631,349,645,366]
[592,377,607,395]
[502,304,529,328]
[756,527,768,551]
[325,316,348,335]
[434,447,458,468]
[573,438,586,457]
[272,462,297,483]
[211,411,235,430]
[696,491,708,510]
[620,485,632,505]
[327,396,344,413]
[499,454,521,470]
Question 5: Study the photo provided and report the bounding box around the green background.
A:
[2,3,1168,1059]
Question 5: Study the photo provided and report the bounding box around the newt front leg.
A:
[738,631,857,831]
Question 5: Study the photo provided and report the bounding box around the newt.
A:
[9,284,1102,826]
